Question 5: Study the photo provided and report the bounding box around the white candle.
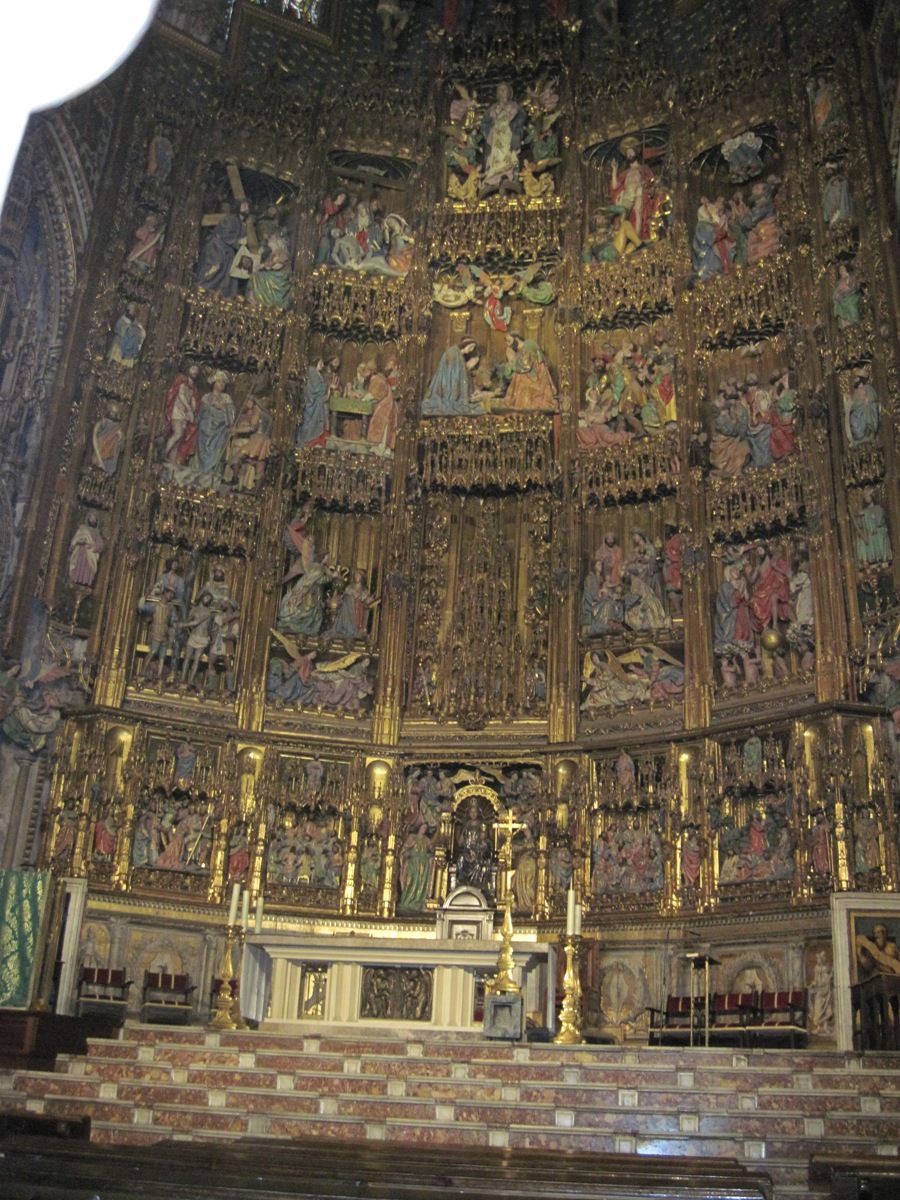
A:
[574,902,582,937]
[228,883,240,926]
[254,895,264,935]
[566,887,575,936]
[241,888,251,930]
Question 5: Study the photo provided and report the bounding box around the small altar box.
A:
[483,992,524,1040]
[435,886,496,941]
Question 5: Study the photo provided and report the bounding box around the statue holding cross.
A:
[193,163,260,298]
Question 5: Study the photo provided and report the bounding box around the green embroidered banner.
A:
[0,869,50,1008]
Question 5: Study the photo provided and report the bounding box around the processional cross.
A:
[495,806,528,902]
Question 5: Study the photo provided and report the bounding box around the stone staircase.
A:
[1,1026,899,1199]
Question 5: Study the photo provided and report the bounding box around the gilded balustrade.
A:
[580,240,679,330]
[418,414,555,494]
[687,256,796,349]
[306,268,409,339]
[428,198,566,268]
[180,290,288,371]
[576,436,679,506]
[150,482,261,555]
[294,446,392,512]
[705,457,806,540]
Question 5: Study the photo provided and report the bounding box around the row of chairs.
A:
[77,968,197,1025]
[648,989,808,1048]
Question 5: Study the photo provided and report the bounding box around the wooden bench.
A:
[711,990,757,1046]
[0,1011,120,1069]
[76,967,132,1023]
[647,995,697,1045]
[811,1153,900,1199]
[0,1131,774,1199]
[744,989,808,1048]
[140,971,196,1025]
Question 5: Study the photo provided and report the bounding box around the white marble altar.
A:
[240,930,554,1032]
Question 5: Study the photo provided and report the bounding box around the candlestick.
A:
[241,888,251,931]
[209,925,237,1031]
[574,902,582,937]
[554,935,584,1046]
[230,926,249,1032]
[228,883,240,926]
[254,895,264,935]
[566,887,575,935]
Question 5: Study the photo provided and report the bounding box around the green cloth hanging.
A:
[0,869,50,1008]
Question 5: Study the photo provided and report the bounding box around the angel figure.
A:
[522,73,560,122]
[448,165,483,203]
[521,160,556,200]
[524,108,562,164]
[512,262,555,305]
[448,82,480,131]
[376,0,411,52]
[581,650,649,712]
[432,262,478,309]
[312,650,374,713]
[471,264,515,332]
[444,83,481,196]
[268,629,318,705]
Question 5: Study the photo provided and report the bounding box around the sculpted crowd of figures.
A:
[58,726,880,919]
[135,559,240,696]
[25,18,894,882]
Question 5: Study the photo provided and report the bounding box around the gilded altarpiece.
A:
[1,0,898,1039]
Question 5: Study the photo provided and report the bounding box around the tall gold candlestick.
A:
[553,934,584,1045]
[230,926,249,1031]
[209,924,238,1031]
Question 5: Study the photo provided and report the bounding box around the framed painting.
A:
[832,892,900,1050]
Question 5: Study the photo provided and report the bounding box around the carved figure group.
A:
[194,190,294,306]
[137,561,240,695]
[713,540,814,689]
[297,353,398,456]
[591,817,664,895]
[313,193,413,276]
[0,662,66,754]
[578,332,675,448]
[444,79,560,202]
[580,529,679,638]
[583,135,669,264]
[267,808,344,888]
[691,175,782,280]
[267,643,374,714]
[159,367,272,494]
[432,261,555,326]
[717,790,795,885]
[581,645,684,713]
[707,368,796,477]
[422,334,557,418]
[132,788,213,873]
